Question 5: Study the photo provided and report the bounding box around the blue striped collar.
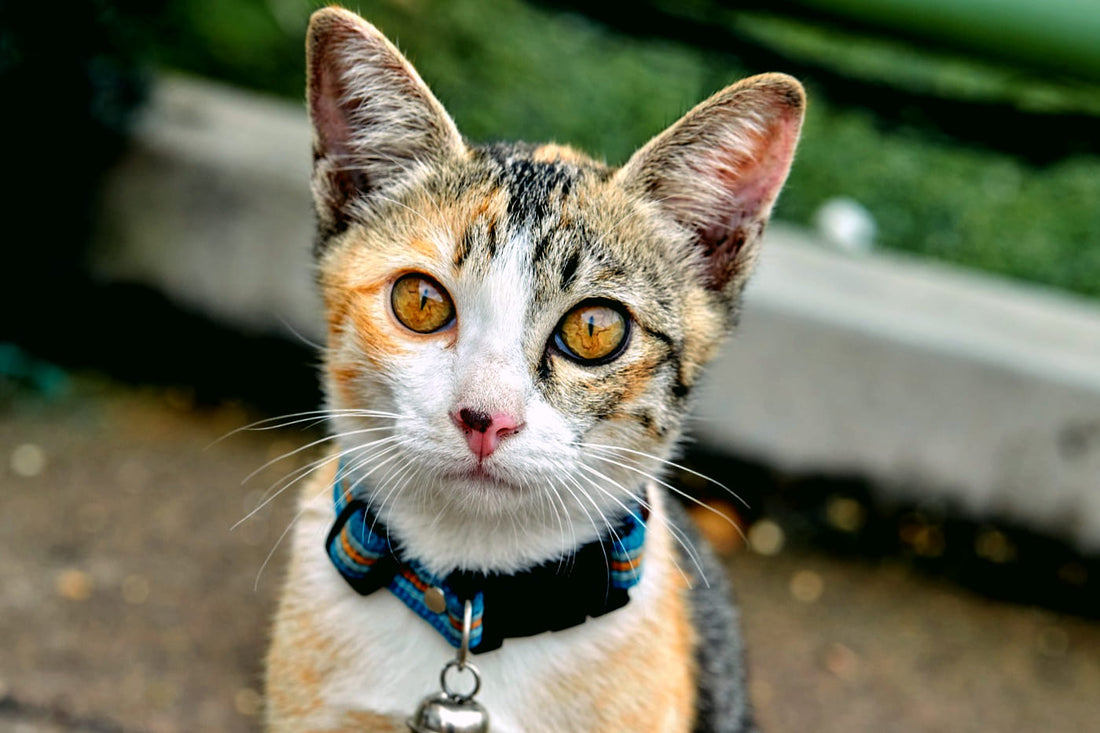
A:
[325,467,647,654]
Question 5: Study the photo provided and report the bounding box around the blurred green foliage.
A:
[142,0,1100,298]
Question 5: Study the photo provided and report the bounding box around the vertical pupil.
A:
[393,276,452,332]
[555,303,628,363]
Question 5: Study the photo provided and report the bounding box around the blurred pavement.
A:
[2,381,1098,732]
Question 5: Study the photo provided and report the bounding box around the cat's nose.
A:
[451,407,523,460]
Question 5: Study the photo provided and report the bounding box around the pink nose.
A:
[452,408,523,460]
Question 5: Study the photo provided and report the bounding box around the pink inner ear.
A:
[310,36,355,160]
[314,88,349,159]
[684,107,802,290]
[709,108,802,223]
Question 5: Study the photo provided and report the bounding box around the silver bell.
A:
[406,691,490,733]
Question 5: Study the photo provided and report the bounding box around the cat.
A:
[264,6,803,732]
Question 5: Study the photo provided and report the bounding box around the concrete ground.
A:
[2,380,1098,732]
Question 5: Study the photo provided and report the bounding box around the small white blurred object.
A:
[813,197,877,255]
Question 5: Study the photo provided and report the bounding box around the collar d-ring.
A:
[440,601,481,702]
[458,599,472,668]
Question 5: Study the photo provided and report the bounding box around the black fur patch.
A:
[663,496,754,732]
[671,379,691,400]
[480,144,579,239]
[532,232,555,267]
[560,249,581,290]
[454,226,474,269]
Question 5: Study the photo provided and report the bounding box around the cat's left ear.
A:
[616,74,805,296]
[306,8,466,247]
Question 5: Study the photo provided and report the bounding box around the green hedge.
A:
[148,0,1100,298]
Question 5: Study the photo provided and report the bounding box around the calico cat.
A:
[264,7,803,732]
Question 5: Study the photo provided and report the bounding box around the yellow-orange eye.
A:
[391,274,455,333]
[554,300,630,364]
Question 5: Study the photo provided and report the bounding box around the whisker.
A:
[234,436,400,529]
[210,408,404,448]
[252,473,335,591]
[584,452,746,547]
[572,466,685,588]
[340,444,405,501]
[557,470,615,579]
[234,453,334,530]
[543,477,572,556]
[547,477,581,573]
[263,434,399,500]
[362,457,415,547]
[580,442,749,510]
[575,462,702,587]
[277,314,325,351]
[338,447,410,537]
[370,451,420,521]
[241,426,397,486]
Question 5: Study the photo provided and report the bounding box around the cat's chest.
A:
[288,487,691,733]
[304,567,645,732]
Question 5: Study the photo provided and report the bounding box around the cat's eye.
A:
[554,300,630,364]
[391,273,455,333]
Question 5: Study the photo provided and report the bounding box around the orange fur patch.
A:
[349,294,405,363]
[407,237,440,260]
[532,143,588,165]
[600,347,668,418]
[527,506,698,732]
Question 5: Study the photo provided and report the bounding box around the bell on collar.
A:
[407,691,489,733]
[408,601,490,732]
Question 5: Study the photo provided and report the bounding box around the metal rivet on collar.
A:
[425,586,447,614]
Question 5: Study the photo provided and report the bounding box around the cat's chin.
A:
[441,466,523,495]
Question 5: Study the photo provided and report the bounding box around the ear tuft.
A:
[306,8,465,247]
[617,73,805,294]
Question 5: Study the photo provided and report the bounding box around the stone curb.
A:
[93,75,1100,549]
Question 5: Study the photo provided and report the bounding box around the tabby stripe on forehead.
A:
[532,232,554,268]
[560,249,581,290]
[499,158,576,230]
[454,226,473,269]
[484,217,499,261]
[455,213,500,270]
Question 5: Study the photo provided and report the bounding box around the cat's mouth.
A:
[445,464,521,492]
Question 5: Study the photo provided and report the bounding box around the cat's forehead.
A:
[324,140,687,330]
[453,142,612,247]
[479,142,608,222]
[444,143,669,300]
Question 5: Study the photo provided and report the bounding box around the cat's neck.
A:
[343,474,650,578]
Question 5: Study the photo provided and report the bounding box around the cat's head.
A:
[307,8,803,573]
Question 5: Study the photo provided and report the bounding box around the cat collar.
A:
[325,469,647,654]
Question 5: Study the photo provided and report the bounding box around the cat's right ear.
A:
[307,8,465,249]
